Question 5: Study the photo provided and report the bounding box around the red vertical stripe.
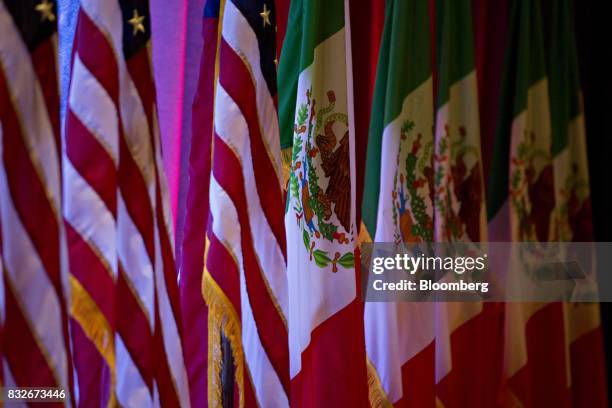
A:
[70,320,113,408]
[349,0,385,224]
[570,328,608,408]
[507,303,571,408]
[437,304,504,407]
[30,39,61,158]
[291,298,369,408]
[179,14,219,407]
[395,342,435,408]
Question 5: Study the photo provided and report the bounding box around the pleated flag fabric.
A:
[201,0,290,406]
[65,0,189,405]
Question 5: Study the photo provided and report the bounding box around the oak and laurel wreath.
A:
[392,120,433,243]
[554,164,590,241]
[435,134,464,239]
[288,87,355,271]
[406,121,433,242]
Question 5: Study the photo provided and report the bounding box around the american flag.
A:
[0,0,74,401]
[202,0,289,406]
[65,0,189,406]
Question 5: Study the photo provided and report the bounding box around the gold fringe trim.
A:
[207,308,223,407]
[203,273,245,408]
[281,147,293,192]
[358,222,373,247]
[358,222,374,268]
[69,275,118,408]
[366,358,393,408]
[202,238,245,408]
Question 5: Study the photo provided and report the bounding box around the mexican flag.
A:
[487,0,586,405]
[549,0,607,405]
[361,0,436,405]
[278,0,368,405]
[432,0,493,405]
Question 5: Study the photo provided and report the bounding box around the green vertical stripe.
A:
[436,0,475,106]
[278,0,304,150]
[361,0,392,237]
[382,0,432,125]
[549,0,581,156]
[277,0,345,151]
[362,0,432,237]
[487,0,521,220]
[487,0,547,220]
[513,0,546,116]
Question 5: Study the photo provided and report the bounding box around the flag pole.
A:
[220,332,235,407]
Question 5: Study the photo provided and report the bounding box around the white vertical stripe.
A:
[222,1,283,186]
[209,176,288,407]
[214,85,288,319]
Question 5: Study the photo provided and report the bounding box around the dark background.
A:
[574,0,612,395]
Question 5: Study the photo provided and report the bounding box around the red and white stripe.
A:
[65,5,119,404]
[66,1,189,406]
[0,0,73,396]
[205,0,289,405]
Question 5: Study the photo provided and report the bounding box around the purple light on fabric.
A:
[150,0,188,230]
